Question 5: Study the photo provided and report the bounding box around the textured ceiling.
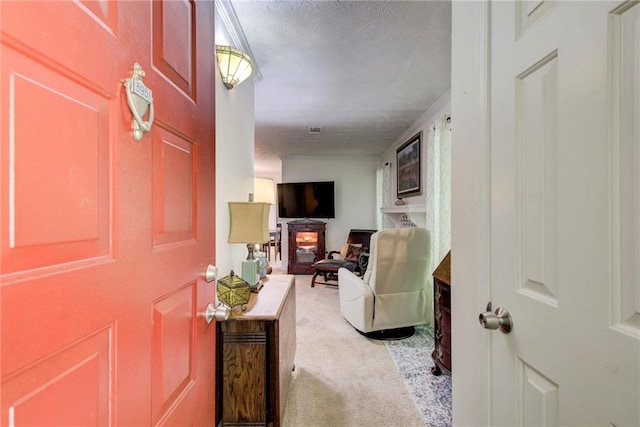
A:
[231,0,452,173]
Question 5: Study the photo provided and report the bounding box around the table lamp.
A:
[228,201,270,288]
[254,177,276,204]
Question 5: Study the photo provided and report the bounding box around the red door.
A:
[1,1,217,425]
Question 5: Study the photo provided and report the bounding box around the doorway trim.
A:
[451,1,492,425]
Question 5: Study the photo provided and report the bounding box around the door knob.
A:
[479,302,513,333]
[205,302,230,324]
[205,265,218,283]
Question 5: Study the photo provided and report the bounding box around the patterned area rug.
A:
[384,324,452,426]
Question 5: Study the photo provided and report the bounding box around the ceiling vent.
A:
[308,126,323,134]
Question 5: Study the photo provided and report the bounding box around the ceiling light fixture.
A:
[215,45,254,90]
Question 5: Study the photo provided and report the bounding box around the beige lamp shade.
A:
[228,202,270,244]
[216,45,254,90]
[254,177,276,205]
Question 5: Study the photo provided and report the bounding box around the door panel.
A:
[153,126,197,247]
[612,1,640,335]
[515,50,558,307]
[152,0,196,99]
[1,1,216,425]
[517,359,558,426]
[1,34,113,281]
[2,326,113,425]
[490,1,639,425]
[151,282,197,424]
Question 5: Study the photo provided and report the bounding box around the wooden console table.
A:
[216,275,296,426]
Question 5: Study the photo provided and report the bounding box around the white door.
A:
[484,1,640,425]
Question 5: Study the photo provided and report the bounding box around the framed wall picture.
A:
[396,131,422,198]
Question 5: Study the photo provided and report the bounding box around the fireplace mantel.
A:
[380,205,426,228]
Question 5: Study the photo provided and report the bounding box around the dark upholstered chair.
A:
[310,229,376,287]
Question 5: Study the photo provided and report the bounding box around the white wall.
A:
[280,155,379,270]
[213,0,260,276]
[254,168,281,231]
[379,90,451,207]
[214,71,256,276]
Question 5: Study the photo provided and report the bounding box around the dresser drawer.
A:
[435,307,451,330]
[434,280,451,307]
[432,345,451,371]
[432,251,451,375]
[435,327,451,351]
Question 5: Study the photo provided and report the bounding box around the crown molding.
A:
[215,0,262,81]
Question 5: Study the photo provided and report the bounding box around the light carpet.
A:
[282,275,452,426]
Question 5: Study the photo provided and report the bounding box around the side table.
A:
[216,274,296,426]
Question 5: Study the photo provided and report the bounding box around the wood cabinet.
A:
[216,275,296,426]
[431,251,451,375]
[287,220,326,274]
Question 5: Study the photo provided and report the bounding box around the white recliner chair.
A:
[338,228,431,338]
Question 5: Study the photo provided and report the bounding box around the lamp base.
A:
[250,281,264,293]
[241,259,260,287]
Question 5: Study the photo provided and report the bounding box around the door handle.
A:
[205,302,230,323]
[204,265,218,283]
[203,264,227,323]
[479,302,513,333]
[202,264,229,323]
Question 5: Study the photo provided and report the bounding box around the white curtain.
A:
[376,163,394,230]
[425,115,452,274]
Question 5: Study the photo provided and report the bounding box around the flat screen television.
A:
[277,181,335,219]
